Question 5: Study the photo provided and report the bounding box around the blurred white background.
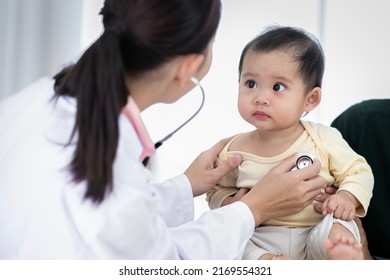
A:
[1,0,389,218]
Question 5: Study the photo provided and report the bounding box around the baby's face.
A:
[237,49,309,131]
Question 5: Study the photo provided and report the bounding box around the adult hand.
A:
[313,185,337,214]
[184,137,242,197]
[240,153,325,226]
[355,217,373,260]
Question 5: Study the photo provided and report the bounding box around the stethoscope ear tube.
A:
[142,77,205,167]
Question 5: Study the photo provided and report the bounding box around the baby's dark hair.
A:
[238,25,325,92]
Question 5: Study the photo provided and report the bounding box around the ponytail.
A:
[54,29,128,203]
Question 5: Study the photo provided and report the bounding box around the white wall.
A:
[322,0,390,124]
[0,0,84,101]
[80,0,105,50]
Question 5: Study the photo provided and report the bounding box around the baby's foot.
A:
[323,235,364,260]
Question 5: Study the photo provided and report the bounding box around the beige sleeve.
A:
[206,184,239,209]
[206,142,239,210]
[320,125,374,216]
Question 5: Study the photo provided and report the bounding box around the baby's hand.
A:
[321,191,357,220]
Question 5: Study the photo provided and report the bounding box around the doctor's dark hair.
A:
[238,25,325,92]
[53,0,221,203]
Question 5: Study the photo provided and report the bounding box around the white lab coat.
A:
[0,77,254,259]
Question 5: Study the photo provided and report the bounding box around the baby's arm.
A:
[321,190,361,220]
[220,187,250,206]
[206,146,241,209]
[206,185,239,209]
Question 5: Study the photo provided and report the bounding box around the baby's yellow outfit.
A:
[207,121,374,259]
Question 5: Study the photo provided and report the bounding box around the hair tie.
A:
[99,8,125,35]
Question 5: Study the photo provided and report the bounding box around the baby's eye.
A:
[246,80,257,89]
[273,83,286,92]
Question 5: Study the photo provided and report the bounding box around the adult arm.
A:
[155,153,325,258]
[63,167,254,259]
[89,139,323,259]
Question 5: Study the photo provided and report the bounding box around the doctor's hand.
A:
[355,217,373,260]
[184,137,242,197]
[240,153,326,227]
[313,185,338,214]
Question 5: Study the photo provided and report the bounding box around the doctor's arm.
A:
[123,149,324,259]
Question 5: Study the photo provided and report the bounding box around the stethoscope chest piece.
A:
[291,152,315,171]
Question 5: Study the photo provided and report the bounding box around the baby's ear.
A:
[304,87,321,112]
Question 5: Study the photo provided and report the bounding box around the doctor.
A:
[0,0,327,259]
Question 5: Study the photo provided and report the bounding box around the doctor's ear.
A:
[175,54,205,87]
[304,87,321,112]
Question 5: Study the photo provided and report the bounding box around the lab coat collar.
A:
[122,97,155,162]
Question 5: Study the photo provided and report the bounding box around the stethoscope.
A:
[142,77,205,166]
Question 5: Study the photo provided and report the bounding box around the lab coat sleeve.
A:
[63,178,255,259]
[170,201,255,259]
[151,174,195,227]
[145,172,255,259]
[149,173,256,259]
